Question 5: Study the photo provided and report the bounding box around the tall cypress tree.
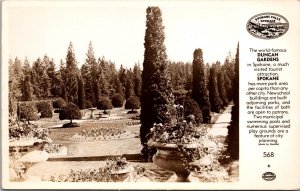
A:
[191,49,211,123]
[227,43,239,160]
[65,42,79,104]
[209,64,223,113]
[216,62,229,107]
[133,63,142,98]
[140,7,175,148]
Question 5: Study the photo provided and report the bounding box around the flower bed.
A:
[125,120,140,126]
[9,123,51,142]
[72,127,134,141]
[45,157,143,182]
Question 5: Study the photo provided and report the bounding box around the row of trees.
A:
[8,42,143,116]
[9,49,234,116]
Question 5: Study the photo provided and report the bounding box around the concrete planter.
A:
[152,142,198,182]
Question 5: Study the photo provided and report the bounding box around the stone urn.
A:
[110,165,134,182]
[152,142,199,182]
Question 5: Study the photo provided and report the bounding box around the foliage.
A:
[74,127,127,140]
[82,43,99,106]
[35,101,53,118]
[43,143,64,154]
[85,100,93,109]
[77,75,86,109]
[140,7,177,158]
[9,122,50,142]
[208,64,223,113]
[112,93,125,107]
[191,49,211,123]
[125,74,135,99]
[125,96,140,111]
[148,119,227,178]
[18,102,39,123]
[126,120,141,126]
[175,97,203,125]
[97,97,113,111]
[227,43,239,160]
[47,157,133,182]
[31,56,51,99]
[63,122,80,128]
[9,57,23,100]
[65,42,79,104]
[59,102,82,123]
[20,58,33,101]
[216,62,229,106]
[133,63,142,98]
[53,97,67,109]
[9,150,27,181]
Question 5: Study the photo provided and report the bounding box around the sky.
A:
[4,1,240,69]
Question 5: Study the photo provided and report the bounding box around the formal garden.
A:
[8,6,239,183]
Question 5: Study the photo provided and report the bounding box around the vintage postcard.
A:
[1,0,300,189]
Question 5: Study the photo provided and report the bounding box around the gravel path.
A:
[208,105,232,137]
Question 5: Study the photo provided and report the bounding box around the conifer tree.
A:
[96,58,110,97]
[208,64,223,113]
[125,72,135,99]
[140,7,176,148]
[118,64,127,90]
[227,43,239,160]
[191,49,211,123]
[216,62,229,106]
[84,42,98,105]
[20,57,33,101]
[133,63,142,98]
[47,58,57,97]
[65,42,79,104]
[77,75,86,109]
[59,59,68,101]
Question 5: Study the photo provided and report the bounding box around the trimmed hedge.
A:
[53,97,67,109]
[59,103,82,123]
[18,102,39,123]
[175,96,203,124]
[36,101,53,118]
[97,97,113,111]
[85,100,93,109]
[111,93,124,107]
[125,96,140,111]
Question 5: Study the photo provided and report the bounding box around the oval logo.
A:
[262,172,276,181]
[246,12,289,39]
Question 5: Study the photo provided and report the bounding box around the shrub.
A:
[18,102,39,123]
[175,96,203,124]
[36,101,53,118]
[53,97,67,109]
[62,122,80,128]
[85,100,93,109]
[125,96,140,111]
[97,97,113,112]
[59,103,82,124]
[111,93,124,107]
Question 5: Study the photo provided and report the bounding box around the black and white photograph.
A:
[2,0,300,190]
